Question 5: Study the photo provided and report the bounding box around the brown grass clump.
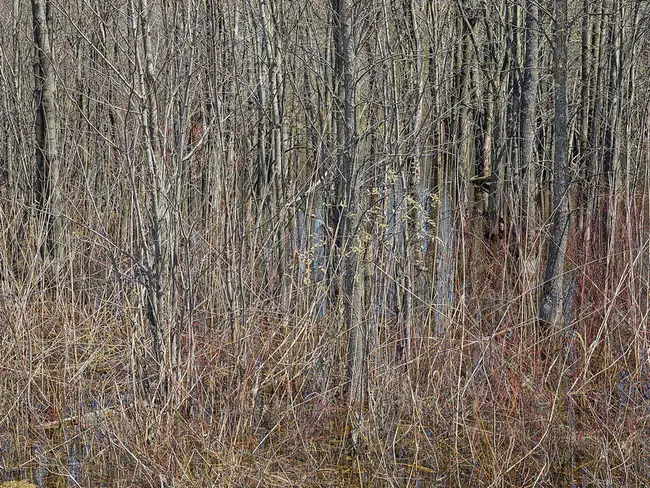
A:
[2,263,649,487]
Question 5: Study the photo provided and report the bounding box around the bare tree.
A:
[128,0,185,406]
[539,0,571,331]
[5,0,650,484]
[519,0,539,234]
[331,0,365,408]
[32,0,60,264]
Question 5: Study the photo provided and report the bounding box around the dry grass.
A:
[1,219,649,488]
[2,0,650,484]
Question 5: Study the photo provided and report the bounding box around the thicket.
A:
[1,0,649,486]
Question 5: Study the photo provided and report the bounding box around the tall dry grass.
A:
[1,185,649,488]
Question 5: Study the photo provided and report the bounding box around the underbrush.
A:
[1,254,648,488]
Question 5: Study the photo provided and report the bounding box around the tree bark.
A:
[32,0,60,264]
[519,0,539,234]
[539,0,571,331]
[332,0,365,408]
[130,0,182,406]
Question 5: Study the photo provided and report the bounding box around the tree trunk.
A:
[32,0,60,265]
[519,0,539,235]
[518,0,540,305]
[539,0,571,331]
[332,0,365,408]
[131,0,181,406]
